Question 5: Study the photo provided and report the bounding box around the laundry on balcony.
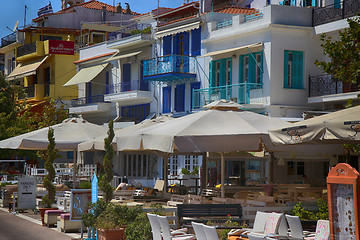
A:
[6,56,49,81]
[63,63,109,86]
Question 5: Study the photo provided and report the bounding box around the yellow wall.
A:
[53,54,79,100]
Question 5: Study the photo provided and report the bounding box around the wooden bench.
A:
[177,204,243,228]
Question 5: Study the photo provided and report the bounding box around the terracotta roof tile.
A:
[133,7,173,19]
[214,6,259,15]
[158,15,198,27]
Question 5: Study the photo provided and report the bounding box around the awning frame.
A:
[155,21,201,39]
[63,63,109,87]
[6,56,49,81]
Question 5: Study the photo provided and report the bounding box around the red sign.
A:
[48,40,74,55]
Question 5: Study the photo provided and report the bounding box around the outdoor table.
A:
[287,187,324,201]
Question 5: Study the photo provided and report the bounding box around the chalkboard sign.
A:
[18,177,36,210]
[327,163,360,240]
[70,189,91,221]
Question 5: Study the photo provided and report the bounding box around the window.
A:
[243,56,249,83]
[226,59,232,85]
[163,86,171,113]
[163,35,172,56]
[210,58,232,87]
[185,155,200,172]
[215,62,221,87]
[121,104,150,122]
[240,51,263,84]
[287,161,305,176]
[169,156,179,175]
[284,50,303,89]
[191,28,201,56]
[175,84,185,112]
[124,154,155,177]
[185,155,191,171]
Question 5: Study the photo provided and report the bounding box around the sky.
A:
[0,0,187,39]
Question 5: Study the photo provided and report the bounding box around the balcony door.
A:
[173,33,189,73]
[122,63,131,91]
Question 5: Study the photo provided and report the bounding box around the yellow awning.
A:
[63,63,109,86]
[103,51,142,63]
[6,56,48,81]
[199,43,263,58]
[155,21,200,39]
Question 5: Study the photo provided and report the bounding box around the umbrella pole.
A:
[201,152,207,195]
[220,153,225,198]
[73,150,77,189]
[163,155,169,192]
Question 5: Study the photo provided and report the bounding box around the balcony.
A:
[313,0,360,26]
[69,95,111,114]
[1,32,16,48]
[16,41,45,60]
[104,80,152,105]
[19,83,53,101]
[143,55,197,83]
[192,83,264,109]
[308,74,360,103]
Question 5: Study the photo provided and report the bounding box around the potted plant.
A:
[82,201,143,240]
[180,166,199,187]
[38,127,59,226]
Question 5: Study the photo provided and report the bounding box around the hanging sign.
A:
[48,40,74,55]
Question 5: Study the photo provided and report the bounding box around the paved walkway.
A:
[0,207,82,240]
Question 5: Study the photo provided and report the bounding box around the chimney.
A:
[203,0,212,13]
[101,6,106,22]
[116,2,122,13]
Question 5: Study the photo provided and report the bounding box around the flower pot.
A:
[39,207,58,226]
[97,228,126,240]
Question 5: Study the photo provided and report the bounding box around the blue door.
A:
[175,84,185,112]
[191,82,201,109]
[105,71,110,94]
[122,63,131,91]
[87,82,92,103]
[163,86,171,113]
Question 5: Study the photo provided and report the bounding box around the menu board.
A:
[331,183,356,239]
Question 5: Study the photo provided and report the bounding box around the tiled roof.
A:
[155,1,199,17]
[34,0,138,22]
[133,7,173,19]
[77,0,139,15]
[158,15,199,27]
[214,6,258,15]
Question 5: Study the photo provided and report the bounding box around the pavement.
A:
[0,207,86,240]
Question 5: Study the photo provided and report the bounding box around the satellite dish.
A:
[13,21,19,32]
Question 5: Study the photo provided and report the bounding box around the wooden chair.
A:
[167,194,187,206]
[187,194,204,204]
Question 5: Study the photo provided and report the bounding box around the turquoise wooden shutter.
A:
[239,55,244,83]
[284,51,289,88]
[292,51,303,89]
[163,86,171,113]
[259,52,264,84]
[312,0,317,6]
[249,54,256,84]
[220,59,226,86]
[209,61,215,87]
[291,0,296,6]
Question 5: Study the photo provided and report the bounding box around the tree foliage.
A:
[99,119,115,202]
[315,17,360,84]
[40,127,58,208]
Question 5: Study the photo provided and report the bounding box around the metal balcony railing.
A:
[108,80,149,94]
[143,55,197,77]
[308,74,360,97]
[313,0,360,26]
[17,42,37,58]
[71,95,105,107]
[1,32,16,48]
[192,82,263,109]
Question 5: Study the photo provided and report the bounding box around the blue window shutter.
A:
[292,51,303,89]
[191,28,201,56]
[163,86,171,113]
[209,61,216,87]
[173,34,179,55]
[163,36,172,55]
[284,51,289,88]
[105,71,110,94]
[291,0,296,6]
[175,84,185,112]
[239,56,244,83]
[191,82,201,109]
[122,63,131,91]
[334,0,340,8]
[183,32,189,56]
[312,0,317,6]
[87,82,92,103]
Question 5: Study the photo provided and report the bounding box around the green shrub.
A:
[78,181,91,189]
[125,212,152,240]
[290,199,329,220]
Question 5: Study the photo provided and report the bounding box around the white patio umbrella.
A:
[0,116,107,186]
[116,107,292,197]
[77,115,172,152]
[269,105,360,145]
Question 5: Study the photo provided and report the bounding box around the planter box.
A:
[97,228,125,240]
